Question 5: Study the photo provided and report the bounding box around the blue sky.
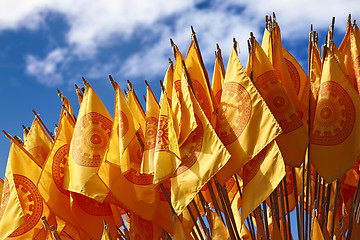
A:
[0,0,359,180]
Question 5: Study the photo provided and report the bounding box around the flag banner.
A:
[24,116,53,167]
[212,49,225,108]
[350,23,360,92]
[248,37,308,167]
[310,49,360,183]
[63,82,111,202]
[127,86,146,138]
[128,213,163,240]
[216,47,281,184]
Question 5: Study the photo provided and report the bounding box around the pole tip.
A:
[81,77,87,84]
[145,80,150,87]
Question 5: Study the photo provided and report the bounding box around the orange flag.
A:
[0,178,3,202]
[23,116,53,167]
[127,85,146,138]
[63,81,111,202]
[185,39,215,124]
[216,46,282,184]
[241,141,285,223]
[247,37,308,168]
[128,213,163,240]
[350,22,360,92]
[170,69,231,214]
[0,139,53,239]
[141,85,160,174]
[212,47,225,108]
[310,48,360,183]
[98,81,160,221]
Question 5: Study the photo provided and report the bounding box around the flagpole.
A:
[278,182,288,240]
[330,180,341,238]
[32,109,55,141]
[282,177,292,239]
[191,201,211,239]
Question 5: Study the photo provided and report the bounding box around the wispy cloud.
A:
[2,0,359,87]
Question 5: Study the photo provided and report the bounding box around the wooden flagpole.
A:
[32,109,55,141]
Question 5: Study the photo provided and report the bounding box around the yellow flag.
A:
[248,37,308,167]
[37,97,83,235]
[0,178,3,202]
[128,213,163,240]
[161,60,174,105]
[173,215,193,240]
[311,216,325,240]
[98,81,160,221]
[63,81,111,202]
[212,48,225,108]
[127,86,146,138]
[185,39,215,124]
[153,91,180,185]
[141,86,160,174]
[0,140,53,239]
[211,211,230,240]
[339,20,358,92]
[271,221,283,240]
[101,220,112,240]
[24,116,53,167]
[240,141,285,223]
[350,22,360,92]
[170,71,231,215]
[216,47,282,184]
[55,217,82,240]
[310,48,360,183]
[172,44,197,145]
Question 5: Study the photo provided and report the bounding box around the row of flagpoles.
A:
[1,12,360,240]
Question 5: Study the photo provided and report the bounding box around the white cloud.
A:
[1,0,359,86]
[25,48,68,86]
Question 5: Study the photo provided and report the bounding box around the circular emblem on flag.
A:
[0,177,10,222]
[155,115,169,152]
[73,112,112,167]
[10,174,44,237]
[256,70,303,133]
[311,81,355,145]
[191,79,212,120]
[242,147,267,188]
[124,140,154,185]
[119,111,129,138]
[52,144,70,196]
[72,192,112,216]
[159,180,171,201]
[285,58,301,95]
[144,116,158,151]
[174,115,203,176]
[216,82,252,146]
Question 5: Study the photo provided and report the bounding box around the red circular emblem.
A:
[242,147,267,188]
[214,89,222,106]
[256,70,303,133]
[0,177,10,222]
[311,81,355,145]
[174,115,203,176]
[144,116,158,151]
[155,114,169,152]
[52,144,70,196]
[72,192,112,216]
[285,58,301,95]
[10,174,44,237]
[119,111,129,138]
[191,79,212,120]
[216,82,252,145]
[73,112,112,167]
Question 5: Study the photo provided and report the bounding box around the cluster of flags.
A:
[1,13,360,240]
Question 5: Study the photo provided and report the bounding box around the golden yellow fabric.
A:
[270,222,283,240]
[311,217,325,240]
[241,141,285,223]
[129,213,163,240]
[248,38,308,167]
[0,178,3,203]
[211,211,230,240]
[141,86,160,174]
[127,87,146,138]
[211,49,225,109]
[0,141,52,239]
[24,116,53,167]
[350,23,360,92]
[37,98,82,234]
[170,75,230,215]
[173,215,193,240]
[153,91,180,185]
[98,81,159,221]
[310,50,360,183]
[185,40,215,125]
[172,45,197,146]
[56,217,82,240]
[216,47,282,184]
[63,82,111,202]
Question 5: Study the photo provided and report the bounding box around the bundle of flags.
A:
[1,13,360,240]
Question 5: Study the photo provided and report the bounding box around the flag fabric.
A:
[24,116,53,167]
[98,81,160,221]
[127,86,146,138]
[0,178,3,202]
[37,96,83,234]
[310,48,360,183]
[63,81,111,202]
[128,213,163,240]
[172,44,197,145]
[141,86,160,174]
[240,140,285,223]
[216,46,282,184]
[270,221,283,240]
[350,23,360,92]
[185,39,215,124]
[172,214,193,240]
[211,211,230,240]
[212,48,225,108]
[153,90,180,185]
[170,70,231,215]
[0,140,53,239]
[248,37,308,167]
[161,60,174,105]
[311,216,325,240]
